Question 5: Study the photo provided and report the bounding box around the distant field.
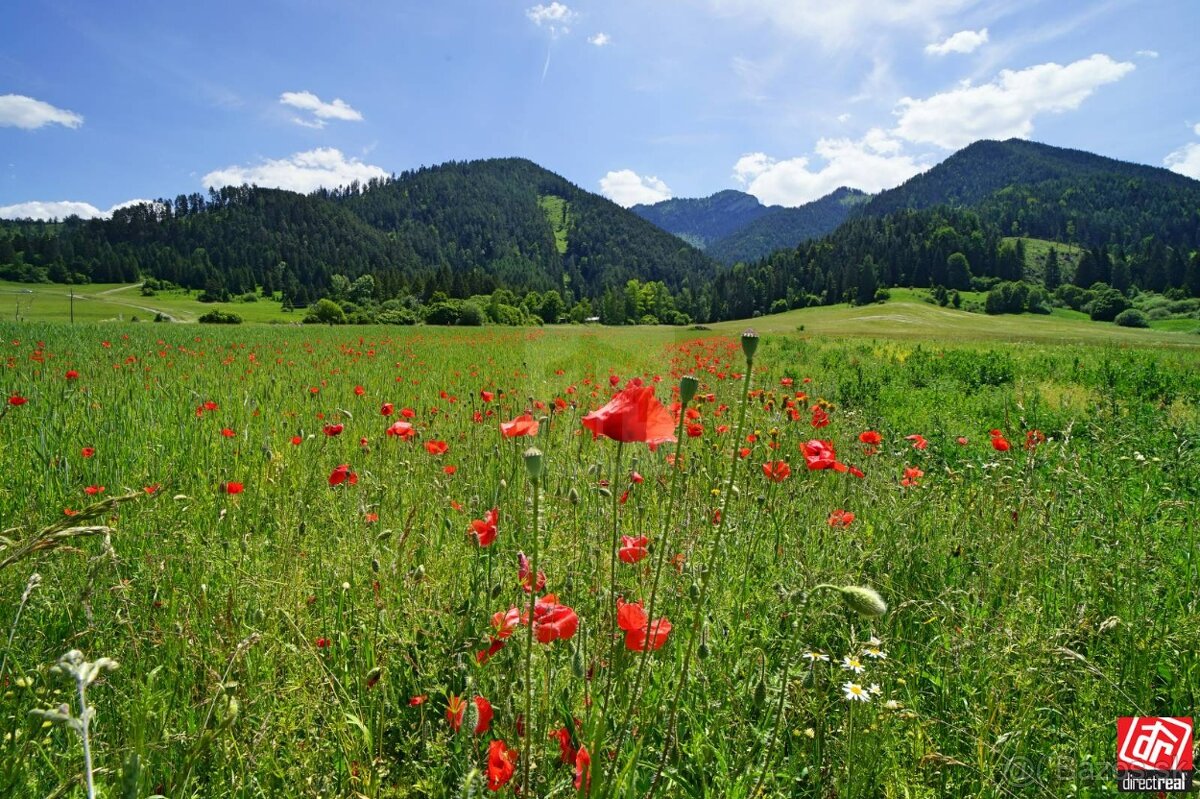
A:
[0,281,297,324]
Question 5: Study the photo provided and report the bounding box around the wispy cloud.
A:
[0,198,153,221]
[733,129,928,206]
[279,91,364,129]
[1135,49,1159,58]
[0,94,84,130]
[588,32,611,47]
[925,28,989,56]
[893,54,1135,149]
[599,169,672,206]
[201,148,387,193]
[526,2,577,37]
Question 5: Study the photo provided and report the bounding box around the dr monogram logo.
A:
[1116,717,1193,792]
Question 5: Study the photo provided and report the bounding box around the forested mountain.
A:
[631,190,770,249]
[632,186,870,264]
[863,138,1200,249]
[0,158,718,314]
[706,187,870,265]
[1,141,1198,325]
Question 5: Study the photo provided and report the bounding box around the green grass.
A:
[0,321,1196,798]
[0,280,297,324]
[1004,236,1085,280]
[538,195,571,255]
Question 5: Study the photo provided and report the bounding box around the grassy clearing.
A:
[0,281,296,324]
[0,321,1196,798]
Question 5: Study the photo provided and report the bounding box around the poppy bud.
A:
[571,645,586,678]
[413,565,425,581]
[679,375,699,406]
[752,675,767,708]
[371,557,380,573]
[698,624,711,659]
[688,581,700,600]
[491,582,503,599]
[366,667,382,688]
[499,479,507,492]
[568,487,580,504]
[839,585,887,617]
[741,329,759,363]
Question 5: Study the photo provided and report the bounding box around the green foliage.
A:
[1086,284,1131,321]
[1114,308,1150,328]
[303,298,346,325]
[196,310,242,324]
[704,187,870,265]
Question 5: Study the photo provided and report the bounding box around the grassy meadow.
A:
[1,320,1197,798]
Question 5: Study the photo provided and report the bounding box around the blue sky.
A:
[2,0,1198,219]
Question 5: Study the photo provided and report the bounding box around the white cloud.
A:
[733,129,929,206]
[526,3,577,36]
[201,148,388,194]
[0,94,84,130]
[708,0,969,50]
[599,169,672,206]
[588,32,611,46]
[837,113,852,123]
[0,198,153,221]
[1193,122,1200,136]
[279,91,363,129]
[925,28,989,56]
[1135,49,1159,58]
[893,54,1135,149]
[1165,143,1200,179]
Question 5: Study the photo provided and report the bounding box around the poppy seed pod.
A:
[571,644,586,678]
[840,585,888,617]
[741,329,759,363]
[523,447,544,480]
[679,375,699,406]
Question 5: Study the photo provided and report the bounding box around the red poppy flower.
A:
[828,509,855,527]
[380,402,394,416]
[487,739,518,791]
[801,440,848,472]
[220,428,236,438]
[315,637,330,649]
[400,407,415,418]
[989,430,1011,452]
[81,447,96,458]
[408,695,427,707]
[8,394,28,407]
[618,535,650,564]
[386,420,414,439]
[500,413,539,438]
[630,470,644,484]
[905,434,928,450]
[223,481,244,494]
[956,436,969,445]
[1025,429,1046,450]
[447,694,467,732]
[203,401,218,411]
[811,406,830,428]
[549,726,576,764]
[575,745,591,791]
[517,550,547,593]
[471,507,499,547]
[144,484,159,495]
[473,695,493,735]
[443,464,457,476]
[84,485,105,495]
[762,460,791,482]
[425,440,448,456]
[354,385,365,396]
[65,370,79,380]
[328,464,358,486]
[616,598,672,651]
[365,512,379,523]
[858,430,882,452]
[291,435,303,446]
[476,635,506,664]
[901,466,924,487]
[582,385,677,446]
[530,595,578,644]
[480,390,495,403]
[323,423,344,437]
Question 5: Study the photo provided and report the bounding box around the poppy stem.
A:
[604,383,691,788]
[645,361,755,799]
[596,439,624,741]
[520,466,542,797]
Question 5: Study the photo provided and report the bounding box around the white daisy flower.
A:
[862,646,887,660]
[884,699,902,710]
[841,655,865,674]
[803,650,830,663]
[868,683,882,695]
[842,681,870,702]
